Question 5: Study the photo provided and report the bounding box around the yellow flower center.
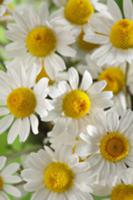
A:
[0,177,3,190]
[77,31,99,52]
[7,87,37,118]
[26,26,57,57]
[111,184,133,200]
[100,132,129,162]
[64,0,94,25]
[110,19,133,49]
[98,67,125,94]
[62,90,91,119]
[36,66,54,85]
[44,162,74,193]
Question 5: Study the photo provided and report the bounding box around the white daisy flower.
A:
[22,146,94,200]
[6,3,76,72]
[44,67,113,133]
[84,0,133,65]
[77,55,127,115]
[0,0,11,17]
[51,0,107,36]
[77,109,133,182]
[0,65,53,144]
[92,168,133,200]
[0,156,21,200]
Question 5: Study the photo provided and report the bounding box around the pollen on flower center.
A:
[77,31,99,52]
[111,184,133,200]
[100,132,129,162]
[98,67,125,94]
[110,19,133,49]
[0,176,3,190]
[26,26,57,57]
[64,0,94,25]
[36,66,54,85]
[44,162,74,193]
[62,90,91,119]
[7,87,37,118]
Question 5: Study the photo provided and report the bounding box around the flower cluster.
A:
[0,0,133,199]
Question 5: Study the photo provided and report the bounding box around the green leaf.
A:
[115,0,123,6]
[21,193,32,200]
[0,133,10,155]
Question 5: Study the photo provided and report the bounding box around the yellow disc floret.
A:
[77,31,99,52]
[111,184,133,200]
[110,19,133,49]
[100,132,129,162]
[98,67,125,94]
[62,89,91,119]
[0,177,3,190]
[36,66,54,85]
[64,0,94,25]
[7,87,36,118]
[26,26,57,57]
[44,162,74,193]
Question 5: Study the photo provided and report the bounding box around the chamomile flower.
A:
[52,0,107,36]
[92,169,133,200]
[0,0,11,17]
[6,3,76,72]
[77,109,133,182]
[44,67,113,133]
[0,156,21,199]
[0,65,52,144]
[77,56,127,115]
[22,146,94,200]
[84,0,133,65]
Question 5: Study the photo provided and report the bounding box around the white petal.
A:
[0,115,14,134]
[92,184,111,196]
[45,53,66,73]
[30,114,39,135]
[7,119,21,144]
[2,163,19,176]
[31,189,49,200]
[106,110,119,131]
[57,45,76,57]
[119,110,133,133]
[39,2,49,21]
[4,175,21,184]
[4,185,21,197]
[0,108,9,116]
[80,71,92,91]
[0,157,7,170]
[34,78,49,97]
[123,0,133,19]
[68,67,79,89]
[88,81,106,94]
[19,118,30,142]
[107,0,122,20]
